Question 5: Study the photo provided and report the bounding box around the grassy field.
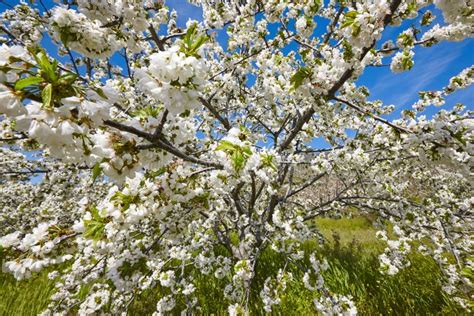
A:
[0,217,467,315]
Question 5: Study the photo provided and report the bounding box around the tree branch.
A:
[332,96,412,134]
[199,97,231,130]
[283,172,327,200]
[323,6,345,44]
[148,25,165,51]
[103,119,223,169]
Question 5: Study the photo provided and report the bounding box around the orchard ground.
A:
[1,216,466,315]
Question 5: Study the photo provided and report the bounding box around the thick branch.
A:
[0,136,28,141]
[153,109,169,138]
[147,25,165,51]
[199,97,231,130]
[103,120,223,169]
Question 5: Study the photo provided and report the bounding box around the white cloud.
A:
[369,41,468,108]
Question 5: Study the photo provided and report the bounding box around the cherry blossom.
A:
[0,0,472,314]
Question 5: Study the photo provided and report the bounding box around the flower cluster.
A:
[137,45,208,114]
[390,49,414,73]
[50,7,125,58]
[76,0,148,32]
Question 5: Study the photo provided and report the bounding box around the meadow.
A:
[0,216,466,315]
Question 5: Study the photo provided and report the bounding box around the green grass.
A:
[315,216,382,250]
[0,267,57,316]
[0,217,467,315]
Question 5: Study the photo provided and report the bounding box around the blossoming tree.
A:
[0,0,472,314]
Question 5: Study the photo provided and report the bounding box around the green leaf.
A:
[341,11,358,29]
[216,140,238,152]
[8,56,25,63]
[402,56,414,70]
[83,206,108,241]
[58,73,78,86]
[231,149,245,171]
[345,11,358,19]
[83,220,106,240]
[35,50,58,83]
[83,214,106,240]
[180,23,208,57]
[183,23,198,46]
[351,23,361,37]
[340,19,353,29]
[111,191,139,211]
[242,146,252,157]
[342,41,354,61]
[131,105,161,119]
[216,140,252,172]
[41,83,53,110]
[290,67,312,90]
[398,33,414,47]
[92,162,102,182]
[193,34,208,48]
[261,154,277,171]
[452,77,463,86]
[145,166,167,179]
[14,76,43,90]
[189,192,211,209]
[93,87,108,99]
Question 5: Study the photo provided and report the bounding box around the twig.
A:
[332,96,412,133]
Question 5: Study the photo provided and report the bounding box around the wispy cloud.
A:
[369,41,469,109]
[394,48,460,105]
